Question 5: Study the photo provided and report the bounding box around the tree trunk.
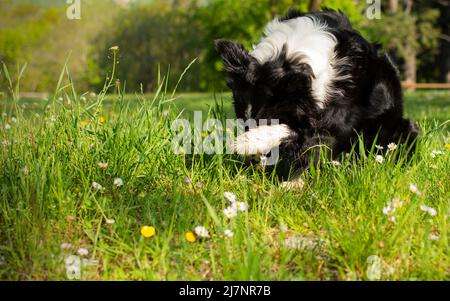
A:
[439,1,450,83]
[308,0,321,12]
[404,46,417,90]
[389,0,398,13]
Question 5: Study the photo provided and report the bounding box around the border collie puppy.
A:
[215,8,419,180]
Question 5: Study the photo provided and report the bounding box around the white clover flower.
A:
[113,178,124,187]
[224,229,234,238]
[66,263,81,280]
[375,155,385,164]
[223,206,237,219]
[233,201,248,212]
[194,226,209,238]
[387,143,397,151]
[98,162,108,170]
[92,181,103,190]
[4,123,11,130]
[77,248,89,257]
[331,160,341,166]
[409,183,421,195]
[224,191,236,203]
[50,116,57,123]
[11,117,17,123]
[375,145,384,150]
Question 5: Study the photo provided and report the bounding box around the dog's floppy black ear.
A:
[215,39,254,79]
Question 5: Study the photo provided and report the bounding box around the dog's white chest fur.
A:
[250,16,338,109]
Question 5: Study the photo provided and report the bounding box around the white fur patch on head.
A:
[233,124,294,155]
[250,16,342,109]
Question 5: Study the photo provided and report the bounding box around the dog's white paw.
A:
[233,124,294,155]
[281,178,305,191]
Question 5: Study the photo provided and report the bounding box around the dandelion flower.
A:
[409,183,421,195]
[445,144,450,150]
[80,120,89,127]
[194,226,209,238]
[141,226,156,238]
[113,178,124,187]
[224,191,236,203]
[387,143,397,151]
[92,181,103,190]
[375,155,385,164]
[233,201,248,212]
[98,162,108,170]
[185,231,196,243]
[77,248,89,257]
[224,229,234,238]
[99,116,105,124]
[223,206,237,219]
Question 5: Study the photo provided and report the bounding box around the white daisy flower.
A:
[194,226,209,238]
[233,201,248,212]
[387,142,397,151]
[77,248,89,257]
[375,155,385,164]
[92,181,103,190]
[375,145,384,150]
[391,198,403,209]
[431,150,444,158]
[223,206,237,219]
[224,191,237,203]
[331,160,341,166]
[409,183,421,195]
[98,162,108,170]
[428,233,439,241]
[60,243,73,251]
[383,204,395,215]
[224,229,234,238]
[113,178,124,187]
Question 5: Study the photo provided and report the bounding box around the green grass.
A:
[0,81,449,280]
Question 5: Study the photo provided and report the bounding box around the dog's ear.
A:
[215,39,255,82]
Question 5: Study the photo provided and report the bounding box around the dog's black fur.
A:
[215,8,419,179]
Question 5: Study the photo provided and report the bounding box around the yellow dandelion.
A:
[99,116,105,124]
[445,144,450,150]
[185,231,196,243]
[80,120,89,127]
[141,226,155,238]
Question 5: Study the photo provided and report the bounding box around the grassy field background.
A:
[0,88,449,280]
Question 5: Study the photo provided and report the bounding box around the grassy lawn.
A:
[0,89,449,280]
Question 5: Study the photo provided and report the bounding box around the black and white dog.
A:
[215,8,419,180]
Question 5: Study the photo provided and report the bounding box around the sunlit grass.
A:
[0,62,449,280]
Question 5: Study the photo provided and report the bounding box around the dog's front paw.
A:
[233,124,294,155]
[281,178,305,191]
